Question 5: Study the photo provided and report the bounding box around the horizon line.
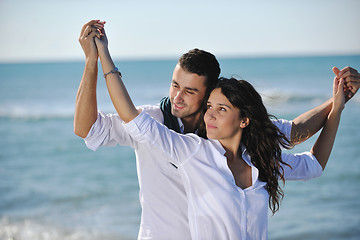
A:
[1,52,359,65]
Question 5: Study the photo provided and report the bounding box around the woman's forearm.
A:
[98,47,140,123]
[310,108,342,170]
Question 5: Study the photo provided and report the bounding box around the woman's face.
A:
[204,88,243,141]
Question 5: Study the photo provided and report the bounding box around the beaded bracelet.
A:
[104,67,122,79]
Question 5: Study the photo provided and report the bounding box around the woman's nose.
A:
[205,110,215,120]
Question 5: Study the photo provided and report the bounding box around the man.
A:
[74,20,360,239]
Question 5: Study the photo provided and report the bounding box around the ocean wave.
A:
[261,89,360,105]
[1,92,359,120]
[0,109,74,121]
[0,100,117,121]
[0,217,128,240]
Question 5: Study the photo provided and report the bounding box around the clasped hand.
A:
[79,20,107,59]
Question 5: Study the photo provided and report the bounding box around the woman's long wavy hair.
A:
[210,77,293,214]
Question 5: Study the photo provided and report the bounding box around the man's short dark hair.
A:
[178,48,220,93]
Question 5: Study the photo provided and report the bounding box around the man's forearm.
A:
[74,58,99,138]
[291,98,332,145]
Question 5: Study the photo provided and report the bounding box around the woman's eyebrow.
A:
[218,103,232,109]
[207,101,231,109]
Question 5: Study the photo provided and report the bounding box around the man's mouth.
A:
[174,103,185,110]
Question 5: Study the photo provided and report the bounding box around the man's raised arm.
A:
[74,20,105,138]
[290,66,359,145]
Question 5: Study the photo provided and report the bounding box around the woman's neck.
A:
[221,133,253,190]
[220,133,242,162]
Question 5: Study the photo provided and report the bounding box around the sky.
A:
[0,0,359,63]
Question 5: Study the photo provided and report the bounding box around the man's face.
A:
[169,65,207,120]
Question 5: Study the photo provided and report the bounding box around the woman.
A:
[95,27,344,239]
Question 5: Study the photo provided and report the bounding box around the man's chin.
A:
[171,108,183,118]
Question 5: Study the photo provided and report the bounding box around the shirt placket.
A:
[220,153,249,239]
[236,187,247,240]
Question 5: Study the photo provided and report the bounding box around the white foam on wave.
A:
[0,103,74,120]
[260,89,329,106]
[1,89,359,120]
[0,101,116,120]
[260,88,360,105]
[0,217,126,240]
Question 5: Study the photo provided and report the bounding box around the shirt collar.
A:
[177,117,185,133]
[240,144,251,165]
[240,144,260,186]
[212,139,227,156]
[177,117,199,135]
[213,142,260,187]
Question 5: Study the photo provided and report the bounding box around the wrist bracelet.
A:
[104,67,122,79]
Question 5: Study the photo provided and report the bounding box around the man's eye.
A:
[186,91,194,95]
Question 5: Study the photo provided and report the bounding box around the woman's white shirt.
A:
[124,111,323,240]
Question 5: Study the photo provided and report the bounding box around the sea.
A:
[0,55,359,240]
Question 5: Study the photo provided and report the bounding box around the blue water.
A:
[0,55,359,239]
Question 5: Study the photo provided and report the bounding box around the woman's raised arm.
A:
[95,26,140,123]
[310,76,345,170]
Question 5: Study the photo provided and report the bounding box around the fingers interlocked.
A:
[79,20,105,42]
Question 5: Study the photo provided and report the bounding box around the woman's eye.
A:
[220,107,226,112]
[207,105,212,109]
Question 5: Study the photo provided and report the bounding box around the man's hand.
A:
[332,66,360,102]
[79,20,105,60]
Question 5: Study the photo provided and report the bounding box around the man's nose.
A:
[174,90,185,102]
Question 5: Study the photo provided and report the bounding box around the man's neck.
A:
[181,114,200,134]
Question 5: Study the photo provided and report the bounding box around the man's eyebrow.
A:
[172,80,199,92]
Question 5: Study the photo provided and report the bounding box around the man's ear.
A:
[240,117,250,129]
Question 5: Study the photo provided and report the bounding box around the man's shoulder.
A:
[137,104,164,123]
[137,104,160,111]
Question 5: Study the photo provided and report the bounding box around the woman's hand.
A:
[333,66,360,102]
[331,72,345,115]
[94,25,109,53]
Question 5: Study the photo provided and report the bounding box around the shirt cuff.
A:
[298,152,323,180]
[279,119,293,140]
[83,111,108,151]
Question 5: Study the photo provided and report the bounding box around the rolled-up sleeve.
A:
[271,119,292,141]
[281,152,323,181]
[84,111,135,151]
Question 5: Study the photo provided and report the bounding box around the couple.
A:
[75,20,360,239]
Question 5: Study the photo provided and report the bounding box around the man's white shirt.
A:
[85,105,191,240]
